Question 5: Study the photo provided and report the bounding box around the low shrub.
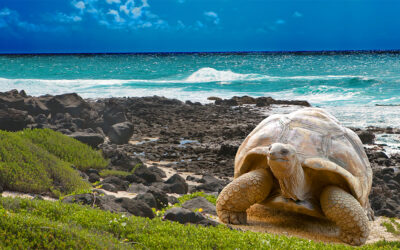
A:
[0,131,90,196]
[19,128,108,171]
[99,169,131,178]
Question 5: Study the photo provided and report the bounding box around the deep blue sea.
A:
[0,53,400,135]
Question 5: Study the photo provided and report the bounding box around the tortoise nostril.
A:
[280,149,289,155]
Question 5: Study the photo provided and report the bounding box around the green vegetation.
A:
[20,128,108,171]
[0,197,398,249]
[382,217,400,236]
[0,129,108,197]
[99,169,131,178]
[177,191,217,205]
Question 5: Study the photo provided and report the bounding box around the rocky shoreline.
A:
[0,89,399,220]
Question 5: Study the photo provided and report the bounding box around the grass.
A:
[382,217,400,236]
[0,196,398,249]
[0,129,108,197]
[99,169,131,178]
[19,128,108,171]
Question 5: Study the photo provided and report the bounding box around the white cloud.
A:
[276,19,285,25]
[74,1,86,10]
[293,11,303,18]
[107,9,125,23]
[65,0,168,30]
[132,7,142,18]
[177,0,185,3]
[204,11,219,25]
[56,12,82,23]
[106,0,121,4]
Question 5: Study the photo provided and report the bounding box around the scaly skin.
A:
[216,168,273,224]
[320,186,370,246]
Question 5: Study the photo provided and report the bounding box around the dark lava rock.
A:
[115,197,154,219]
[126,174,145,184]
[195,175,225,193]
[146,186,169,210]
[163,207,205,224]
[168,196,179,205]
[218,143,239,157]
[62,193,95,206]
[108,121,134,145]
[134,164,161,183]
[164,174,188,194]
[127,183,150,194]
[135,193,157,209]
[356,130,375,144]
[101,99,128,133]
[181,197,217,215]
[148,166,167,178]
[0,108,33,131]
[69,132,104,148]
[101,183,118,193]
[86,169,100,175]
[45,93,90,117]
[101,176,129,191]
[88,173,100,183]
[102,147,143,172]
[0,89,49,116]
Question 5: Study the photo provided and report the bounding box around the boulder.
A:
[181,197,217,215]
[218,143,239,157]
[163,207,205,224]
[168,196,179,205]
[164,174,188,194]
[0,108,33,131]
[44,93,90,117]
[127,183,150,194]
[101,176,129,191]
[101,183,118,193]
[147,186,169,210]
[135,193,157,209]
[134,164,161,183]
[356,130,375,144]
[195,175,225,193]
[108,122,134,145]
[148,166,167,178]
[115,197,154,219]
[88,173,100,183]
[69,132,104,148]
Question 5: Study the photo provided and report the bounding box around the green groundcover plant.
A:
[0,197,398,249]
[19,128,108,171]
[0,129,108,197]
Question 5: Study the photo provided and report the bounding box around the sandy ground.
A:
[229,204,400,245]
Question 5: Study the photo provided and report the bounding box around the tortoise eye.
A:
[280,148,289,155]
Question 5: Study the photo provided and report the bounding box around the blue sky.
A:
[0,0,399,53]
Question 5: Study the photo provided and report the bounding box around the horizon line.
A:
[1,49,400,55]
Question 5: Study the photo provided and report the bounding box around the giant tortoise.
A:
[216,108,373,245]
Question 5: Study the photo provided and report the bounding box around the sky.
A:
[0,0,399,53]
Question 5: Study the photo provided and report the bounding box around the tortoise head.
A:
[267,143,299,178]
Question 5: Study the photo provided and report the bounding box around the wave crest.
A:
[185,67,261,83]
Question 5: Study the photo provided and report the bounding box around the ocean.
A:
[0,52,399,134]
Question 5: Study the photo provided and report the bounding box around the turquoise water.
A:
[0,53,400,129]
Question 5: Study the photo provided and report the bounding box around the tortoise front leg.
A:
[216,168,273,224]
[320,186,370,246]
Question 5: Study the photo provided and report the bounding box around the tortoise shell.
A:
[235,108,372,210]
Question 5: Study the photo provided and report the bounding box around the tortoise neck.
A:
[278,161,309,201]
